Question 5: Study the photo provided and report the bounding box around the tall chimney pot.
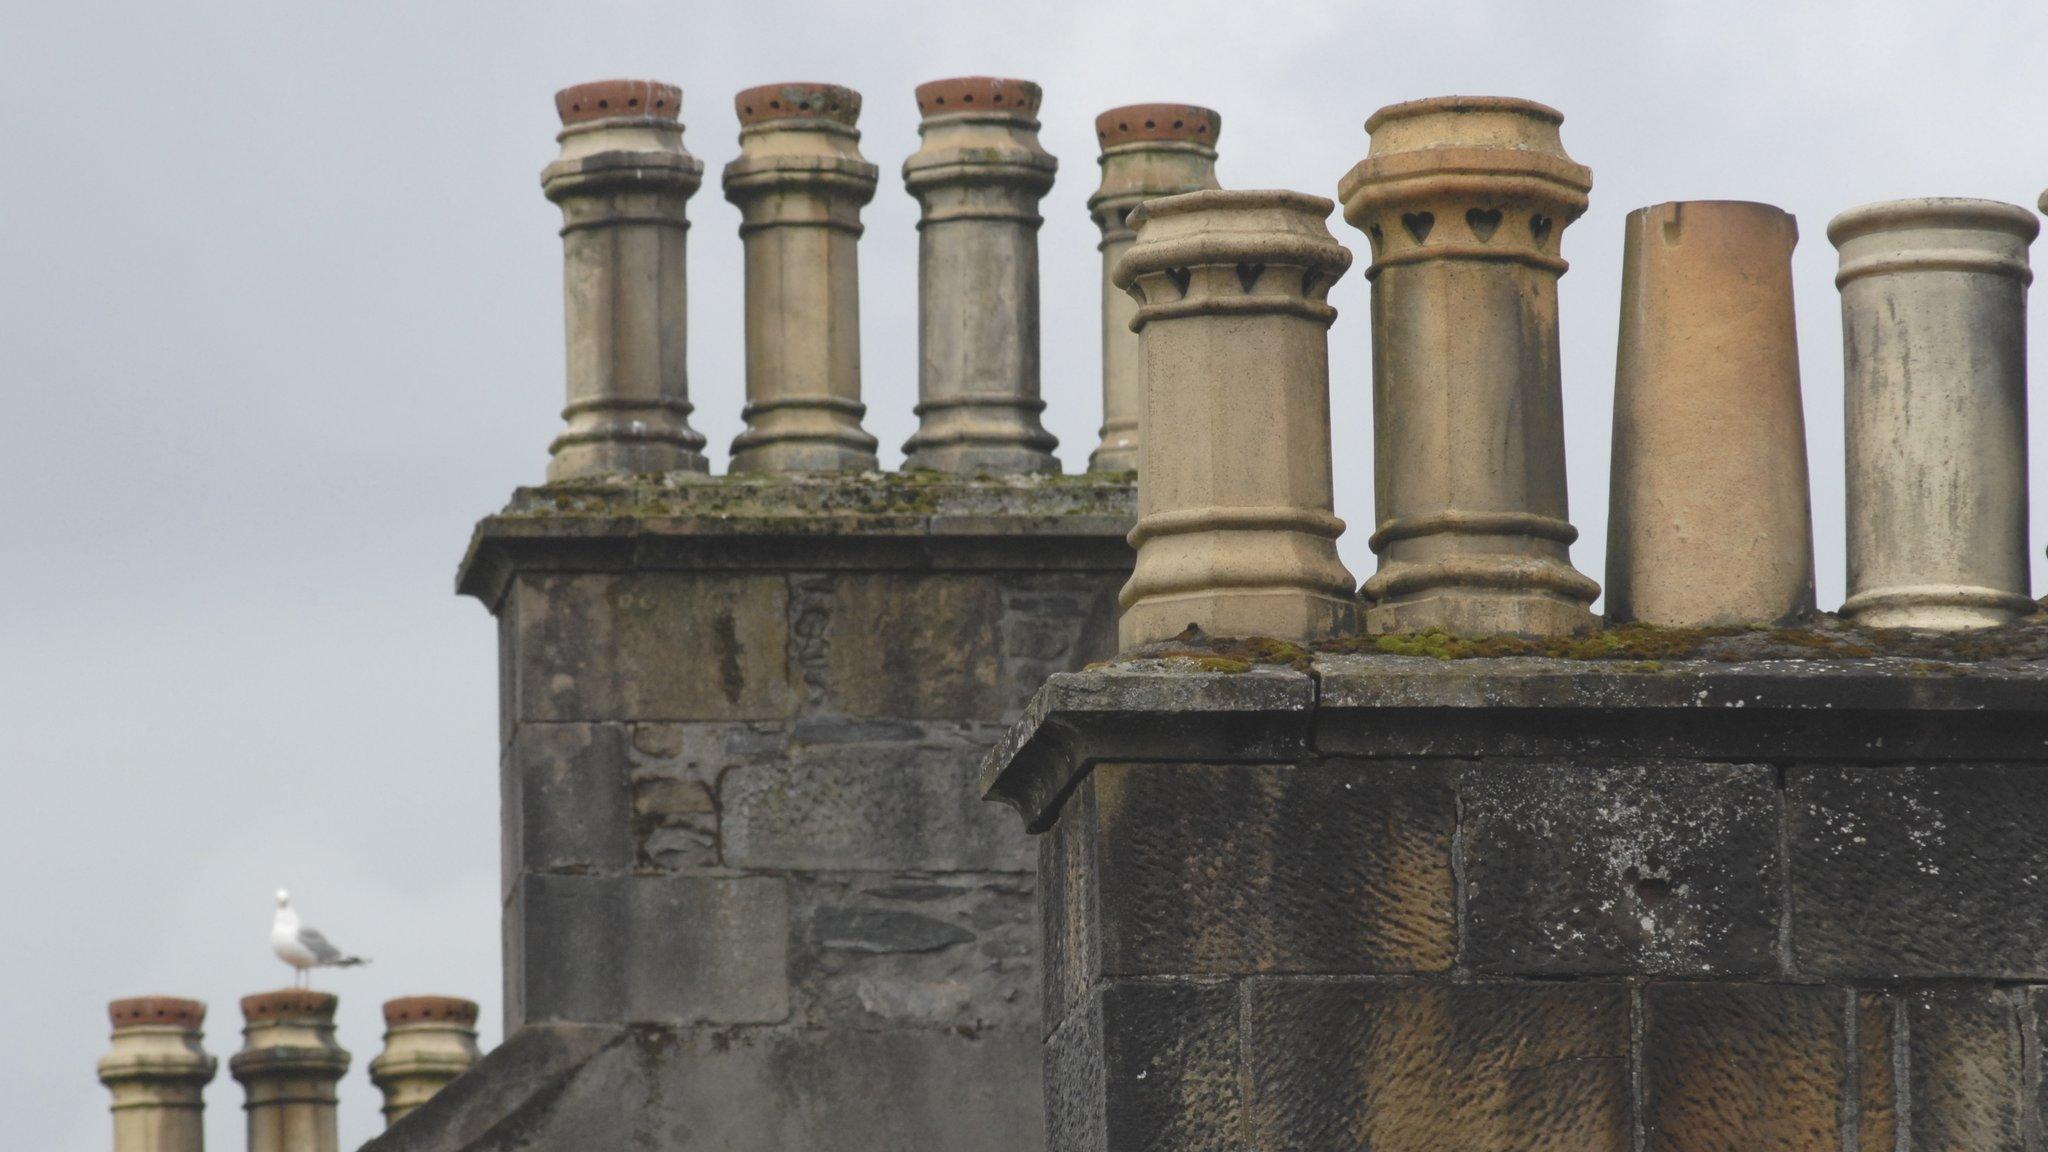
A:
[1339,96,1601,637]
[230,991,350,1152]
[368,996,481,1128]
[900,77,1061,474]
[99,997,217,1152]
[723,83,882,472]
[541,79,709,480]
[1086,103,1222,473]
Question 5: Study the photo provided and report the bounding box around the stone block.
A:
[1095,980,1245,1152]
[648,1023,1044,1152]
[505,722,632,886]
[1041,780,1101,1038]
[1640,983,1846,1151]
[723,726,1031,872]
[786,873,1035,1031]
[800,573,1007,719]
[1242,979,1630,1152]
[1789,764,2048,977]
[509,873,790,1028]
[1086,761,1455,976]
[1854,992,1896,1152]
[1462,761,1782,975]
[511,572,796,722]
[1902,987,2028,1151]
[624,721,766,872]
[1046,998,1106,1152]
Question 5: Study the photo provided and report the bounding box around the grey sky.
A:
[4,1,2046,1147]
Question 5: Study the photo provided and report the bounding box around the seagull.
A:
[270,890,369,988]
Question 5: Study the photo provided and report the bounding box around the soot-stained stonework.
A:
[372,474,1132,1152]
[985,645,2048,1152]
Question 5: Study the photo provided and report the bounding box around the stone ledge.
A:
[458,472,1135,607]
[981,623,2048,830]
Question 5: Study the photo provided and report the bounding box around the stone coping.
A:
[980,618,2048,832]
[457,472,1136,606]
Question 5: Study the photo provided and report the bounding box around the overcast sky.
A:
[4,1,2046,1148]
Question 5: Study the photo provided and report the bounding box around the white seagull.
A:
[270,890,369,987]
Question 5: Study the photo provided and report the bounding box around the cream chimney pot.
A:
[542,79,709,480]
[368,996,482,1127]
[1339,96,1600,637]
[1830,197,2036,629]
[901,77,1060,474]
[723,83,881,473]
[1607,201,1816,626]
[1085,104,1222,474]
[99,998,216,1152]
[230,991,350,1152]
[1113,189,1357,647]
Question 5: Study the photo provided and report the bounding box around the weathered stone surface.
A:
[787,873,1034,1031]
[507,873,790,1028]
[1789,764,2048,978]
[814,574,1005,719]
[362,1023,626,1152]
[1089,761,1455,975]
[1243,979,1629,1152]
[1046,996,1106,1152]
[1902,987,2029,1151]
[1463,761,1781,975]
[1095,980,1244,1152]
[723,725,1029,872]
[1041,779,1101,1037]
[512,573,795,722]
[1640,983,1845,1151]
[505,722,632,888]
[1854,992,1896,1152]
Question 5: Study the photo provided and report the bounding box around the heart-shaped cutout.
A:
[1164,267,1192,298]
[1466,207,1502,241]
[1236,263,1265,294]
[1402,212,1435,244]
[1530,215,1554,245]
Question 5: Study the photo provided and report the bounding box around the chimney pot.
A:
[100,997,216,1152]
[370,996,482,1128]
[230,990,350,1152]
[1086,103,1223,474]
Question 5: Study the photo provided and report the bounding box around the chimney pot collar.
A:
[736,82,862,126]
[382,996,480,1027]
[240,990,339,1023]
[914,76,1041,119]
[1095,103,1221,149]
[109,996,206,1030]
[556,79,683,126]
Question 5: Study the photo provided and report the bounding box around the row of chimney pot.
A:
[542,78,2043,635]
[97,993,480,1152]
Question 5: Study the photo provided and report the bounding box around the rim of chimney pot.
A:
[109,997,206,1030]
[1095,104,1221,148]
[241,990,340,1023]
[382,996,481,1027]
[1826,196,2040,247]
[735,82,861,127]
[914,76,1041,119]
[555,79,683,126]
[1363,93,1565,132]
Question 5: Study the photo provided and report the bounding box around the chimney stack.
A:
[368,996,481,1128]
[901,77,1060,474]
[1830,198,2036,629]
[723,83,882,472]
[1085,104,1223,473]
[98,998,216,1152]
[229,991,349,1152]
[1606,201,1816,626]
[1339,97,1600,636]
[1113,190,1356,647]
[542,79,708,480]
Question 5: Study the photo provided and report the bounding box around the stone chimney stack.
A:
[901,77,1060,474]
[542,79,708,480]
[1606,201,1816,626]
[367,996,480,1128]
[229,991,350,1152]
[98,997,216,1152]
[723,83,881,473]
[1830,198,2036,629]
[1113,190,1356,647]
[1085,104,1222,473]
[1339,97,1600,637]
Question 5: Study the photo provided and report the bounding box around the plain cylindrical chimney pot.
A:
[1113,189,1358,647]
[1086,103,1222,473]
[900,77,1061,474]
[1607,201,1816,626]
[1338,96,1601,636]
[230,991,350,1152]
[99,997,217,1152]
[368,996,481,1128]
[541,79,709,480]
[723,83,882,472]
[1830,197,2036,629]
